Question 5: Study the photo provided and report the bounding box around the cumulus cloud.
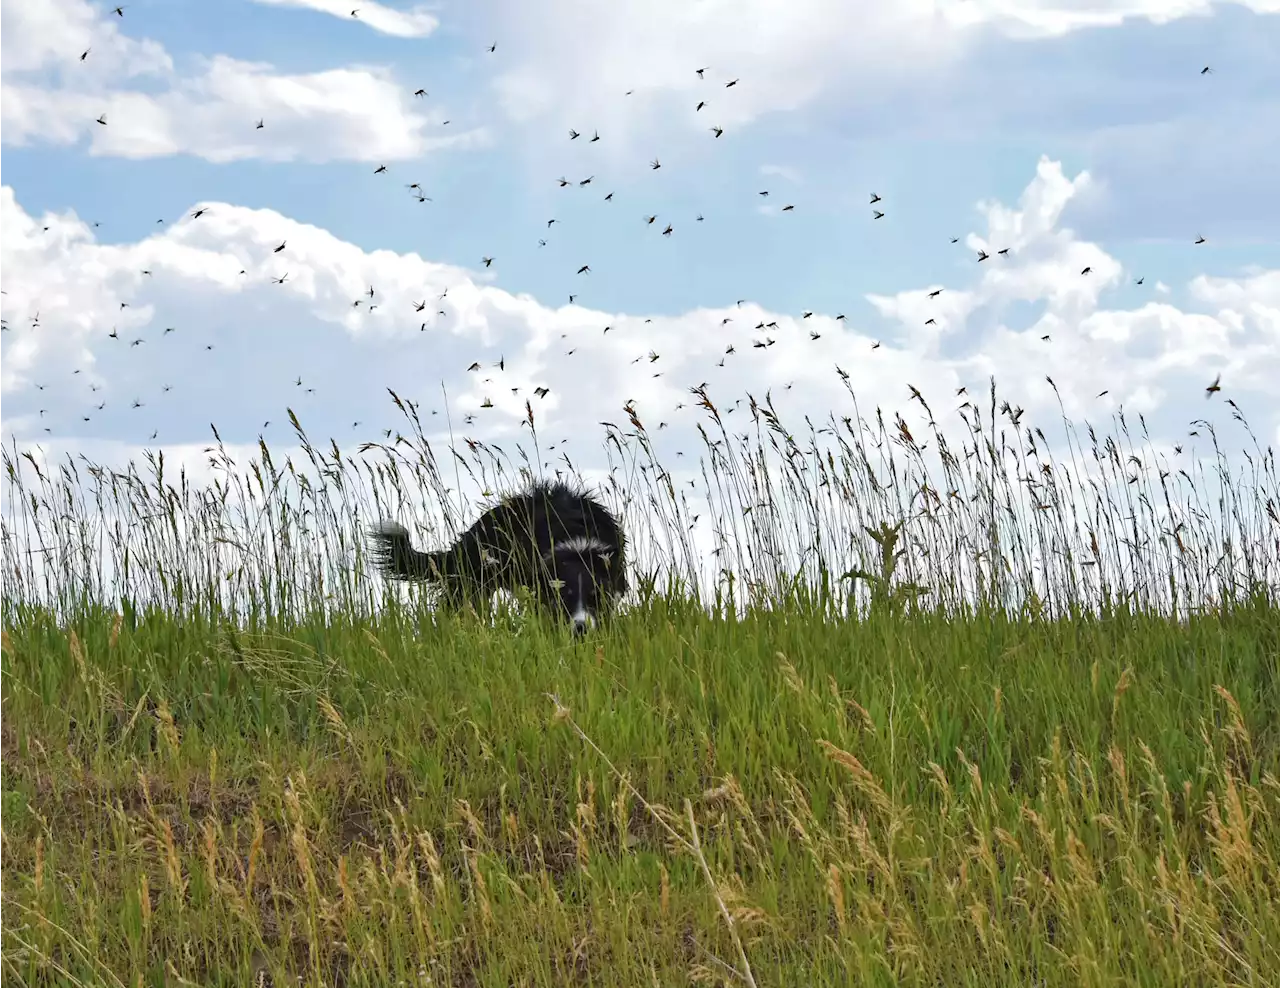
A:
[869,160,1123,352]
[248,0,440,38]
[488,0,959,139]
[0,0,475,163]
[485,0,1279,146]
[0,0,171,78]
[3,159,1277,468]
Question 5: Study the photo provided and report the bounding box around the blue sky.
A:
[2,0,1279,501]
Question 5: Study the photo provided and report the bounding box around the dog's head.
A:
[543,537,619,636]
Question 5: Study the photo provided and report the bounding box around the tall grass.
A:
[4,378,1277,624]
[3,378,1278,986]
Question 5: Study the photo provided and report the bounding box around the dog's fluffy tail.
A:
[367,521,441,581]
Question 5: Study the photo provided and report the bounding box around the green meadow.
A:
[3,386,1278,987]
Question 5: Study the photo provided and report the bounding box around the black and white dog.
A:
[368,480,626,635]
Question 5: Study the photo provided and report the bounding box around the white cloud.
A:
[0,0,171,77]
[759,164,802,185]
[3,158,1277,467]
[1,58,480,163]
[489,0,959,138]
[1190,268,1280,338]
[949,0,1217,37]
[248,0,440,38]
[486,0,1280,143]
[0,0,472,162]
[869,159,1123,350]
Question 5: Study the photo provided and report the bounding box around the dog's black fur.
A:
[368,480,626,635]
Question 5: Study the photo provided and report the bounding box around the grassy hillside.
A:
[3,389,1278,986]
[3,604,1279,987]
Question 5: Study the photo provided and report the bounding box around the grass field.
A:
[3,385,1278,987]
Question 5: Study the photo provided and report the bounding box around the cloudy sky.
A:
[2,0,1278,517]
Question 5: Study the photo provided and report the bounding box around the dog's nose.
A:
[570,605,592,636]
